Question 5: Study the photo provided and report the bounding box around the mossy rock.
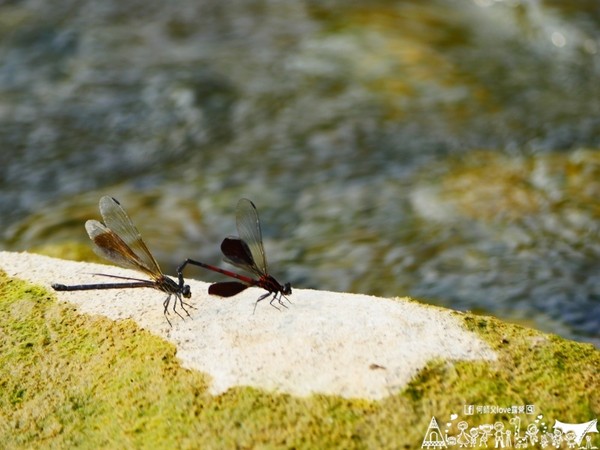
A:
[0,270,598,449]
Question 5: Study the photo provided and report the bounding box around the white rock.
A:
[0,251,496,400]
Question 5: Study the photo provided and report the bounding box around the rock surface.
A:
[0,251,496,400]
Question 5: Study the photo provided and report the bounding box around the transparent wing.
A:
[85,220,156,278]
[92,196,162,277]
[235,198,268,275]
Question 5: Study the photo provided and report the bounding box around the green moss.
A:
[1,271,598,449]
[0,271,210,448]
[460,313,600,422]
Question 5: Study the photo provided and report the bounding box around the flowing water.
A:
[1,0,599,345]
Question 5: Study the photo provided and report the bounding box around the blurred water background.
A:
[1,0,599,345]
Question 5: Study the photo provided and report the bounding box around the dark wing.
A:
[209,281,249,297]
[220,237,263,277]
[86,196,162,278]
[235,198,268,275]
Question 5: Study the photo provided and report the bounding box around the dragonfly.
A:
[52,196,192,326]
[178,198,291,313]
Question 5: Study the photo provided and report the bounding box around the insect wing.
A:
[96,196,163,277]
[209,281,250,297]
[85,220,152,275]
[235,198,268,275]
[220,238,262,276]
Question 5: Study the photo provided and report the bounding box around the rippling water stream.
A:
[1,0,599,345]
